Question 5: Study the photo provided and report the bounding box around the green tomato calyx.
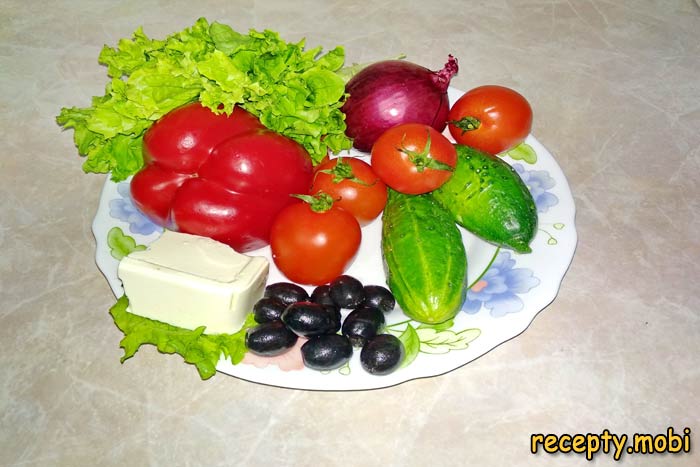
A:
[292,192,337,213]
[316,157,374,186]
[449,116,481,135]
[398,131,454,173]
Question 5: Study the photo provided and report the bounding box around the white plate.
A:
[92,87,577,390]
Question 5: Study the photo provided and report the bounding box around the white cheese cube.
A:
[117,230,269,334]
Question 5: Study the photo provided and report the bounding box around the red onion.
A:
[341,55,459,152]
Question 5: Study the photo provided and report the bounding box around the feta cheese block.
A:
[117,230,269,334]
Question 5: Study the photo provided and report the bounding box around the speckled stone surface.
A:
[2,1,699,466]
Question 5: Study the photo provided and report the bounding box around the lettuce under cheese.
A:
[110,296,256,380]
[57,18,352,181]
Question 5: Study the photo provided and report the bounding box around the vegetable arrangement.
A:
[58,18,541,380]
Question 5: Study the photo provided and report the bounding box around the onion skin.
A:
[342,55,458,152]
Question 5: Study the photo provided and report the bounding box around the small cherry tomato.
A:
[310,157,387,225]
[370,123,457,195]
[447,85,533,155]
[270,194,362,286]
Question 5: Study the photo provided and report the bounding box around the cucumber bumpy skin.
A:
[433,144,538,253]
[381,189,467,324]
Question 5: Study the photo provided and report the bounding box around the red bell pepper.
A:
[130,102,314,252]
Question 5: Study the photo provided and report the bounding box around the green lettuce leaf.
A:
[57,17,352,181]
[109,296,256,380]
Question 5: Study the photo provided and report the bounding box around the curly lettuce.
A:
[110,296,256,380]
[57,18,352,181]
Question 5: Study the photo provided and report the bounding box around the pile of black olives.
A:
[245,275,405,376]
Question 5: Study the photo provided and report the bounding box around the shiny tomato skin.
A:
[143,103,265,173]
[310,158,387,225]
[198,129,314,196]
[447,85,533,155]
[370,123,457,195]
[270,202,362,286]
[170,178,295,252]
[130,163,192,226]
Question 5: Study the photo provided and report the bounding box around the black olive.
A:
[360,334,405,375]
[324,304,342,333]
[310,284,336,307]
[301,334,353,371]
[329,275,365,308]
[264,282,309,306]
[362,285,395,313]
[281,301,337,337]
[253,297,287,323]
[245,321,298,357]
[341,306,385,347]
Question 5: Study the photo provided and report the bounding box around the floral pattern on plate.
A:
[464,250,541,317]
[109,182,163,236]
[513,163,559,214]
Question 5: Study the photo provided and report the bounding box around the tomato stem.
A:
[449,116,481,135]
[397,130,454,173]
[291,192,336,213]
[316,157,374,186]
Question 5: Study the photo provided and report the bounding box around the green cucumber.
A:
[433,144,538,253]
[381,189,467,324]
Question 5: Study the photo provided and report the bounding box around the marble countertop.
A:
[2,1,699,466]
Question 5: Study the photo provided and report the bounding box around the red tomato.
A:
[270,197,362,286]
[370,123,457,195]
[310,157,387,225]
[143,103,265,173]
[447,85,533,155]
